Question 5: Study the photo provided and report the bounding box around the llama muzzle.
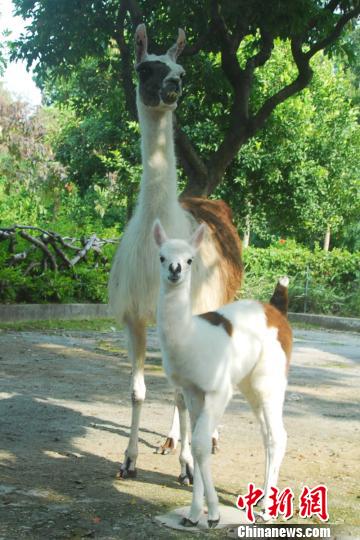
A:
[161,81,181,104]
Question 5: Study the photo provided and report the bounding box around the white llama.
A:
[153,220,292,528]
[108,24,242,481]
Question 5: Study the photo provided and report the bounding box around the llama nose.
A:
[161,78,181,104]
[169,262,181,274]
[167,77,180,91]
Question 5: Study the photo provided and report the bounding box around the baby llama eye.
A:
[160,256,165,263]
[187,259,193,265]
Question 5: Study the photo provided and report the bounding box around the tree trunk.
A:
[243,213,251,248]
[323,225,331,251]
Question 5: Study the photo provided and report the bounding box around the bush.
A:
[0,264,113,304]
[242,240,360,317]
[0,235,359,317]
[0,235,117,304]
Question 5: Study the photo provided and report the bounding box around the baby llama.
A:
[153,220,292,527]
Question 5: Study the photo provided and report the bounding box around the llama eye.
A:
[160,256,165,263]
[136,63,152,80]
[187,259,193,265]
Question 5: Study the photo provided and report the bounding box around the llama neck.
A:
[137,96,178,222]
[158,279,193,340]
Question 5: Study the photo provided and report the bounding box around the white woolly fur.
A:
[154,221,291,527]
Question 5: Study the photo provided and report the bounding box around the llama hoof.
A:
[116,467,137,479]
[178,474,190,485]
[180,517,199,527]
[116,458,137,479]
[208,517,220,528]
[119,467,137,479]
[211,437,219,454]
[255,511,271,523]
[156,437,176,455]
[178,463,193,485]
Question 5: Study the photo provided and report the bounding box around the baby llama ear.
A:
[153,219,168,247]
[190,223,206,250]
[135,23,148,65]
[167,28,186,61]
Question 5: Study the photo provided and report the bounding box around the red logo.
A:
[268,486,294,520]
[236,484,329,522]
[236,483,264,523]
[299,485,329,522]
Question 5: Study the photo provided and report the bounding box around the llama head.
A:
[135,24,186,110]
[153,219,206,285]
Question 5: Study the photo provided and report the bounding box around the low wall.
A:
[0,303,110,322]
[0,304,359,332]
[288,312,360,333]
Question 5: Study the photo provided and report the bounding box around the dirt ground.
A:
[0,324,359,539]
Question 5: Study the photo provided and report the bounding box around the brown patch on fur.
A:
[263,304,292,373]
[199,311,233,337]
[269,282,289,317]
[181,197,242,303]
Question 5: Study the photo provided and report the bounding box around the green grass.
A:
[0,318,119,332]
[0,318,355,335]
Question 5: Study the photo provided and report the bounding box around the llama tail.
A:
[269,276,289,317]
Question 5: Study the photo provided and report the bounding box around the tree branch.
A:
[8,246,36,265]
[19,231,58,271]
[306,6,360,59]
[69,234,97,266]
[252,37,313,133]
[183,33,209,56]
[201,3,277,192]
[245,28,274,71]
[113,0,140,120]
[174,119,209,197]
[47,238,72,267]
[251,3,359,135]
[210,0,242,89]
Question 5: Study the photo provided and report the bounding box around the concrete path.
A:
[0,326,359,539]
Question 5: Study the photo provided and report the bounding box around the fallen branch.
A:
[70,234,97,266]
[8,245,36,264]
[0,225,119,275]
[19,231,58,271]
[47,237,72,268]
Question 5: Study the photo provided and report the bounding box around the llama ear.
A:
[153,219,167,247]
[167,28,186,61]
[135,23,148,64]
[190,223,206,250]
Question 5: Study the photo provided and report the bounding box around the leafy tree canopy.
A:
[10,0,360,195]
[216,45,360,248]
[0,84,66,225]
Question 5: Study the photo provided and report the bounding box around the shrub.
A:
[0,234,117,304]
[1,235,359,317]
[241,240,360,316]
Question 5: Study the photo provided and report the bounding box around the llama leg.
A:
[180,389,205,527]
[181,460,204,527]
[191,389,231,528]
[240,382,269,508]
[118,317,146,479]
[257,386,287,520]
[192,417,218,527]
[157,392,180,454]
[176,390,193,485]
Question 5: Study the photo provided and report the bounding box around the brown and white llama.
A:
[153,221,292,527]
[108,24,242,481]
